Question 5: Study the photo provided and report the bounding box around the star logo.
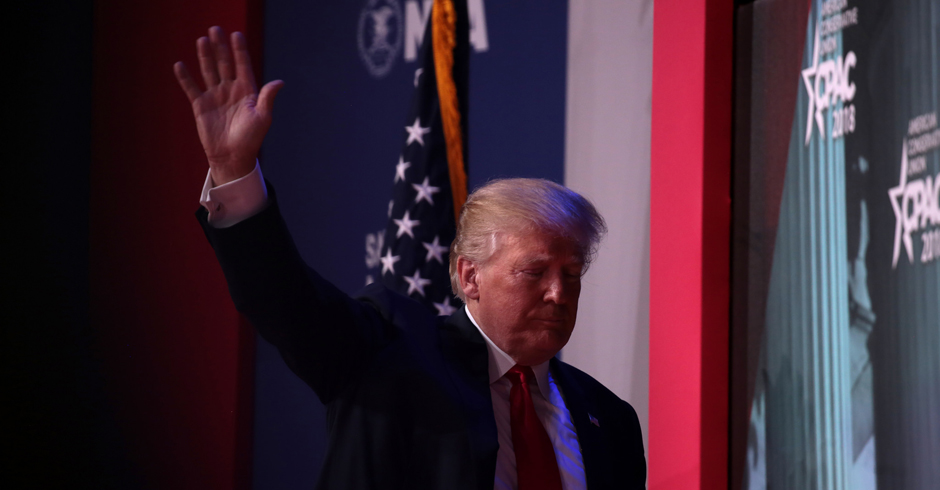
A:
[412,177,440,205]
[394,156,411,183]
[405,117,431,146]
[393,210,420,239]
[802,24,824,145]
[433,296,457,316]
[380,248,401,276]
[422,236,449,264]
[888,141,913,268]
[403,269,433,297]
[800,19,858,146]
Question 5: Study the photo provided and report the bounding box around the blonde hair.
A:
[449,178,607,300]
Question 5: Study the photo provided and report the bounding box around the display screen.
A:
[732,1,939,488]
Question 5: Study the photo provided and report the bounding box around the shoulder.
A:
[553,361,618,400]
[553,360,641,422]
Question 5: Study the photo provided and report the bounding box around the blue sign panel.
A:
[256,1,568,487]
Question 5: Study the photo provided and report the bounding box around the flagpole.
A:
[432,0,468,221]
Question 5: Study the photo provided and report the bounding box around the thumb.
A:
[257,80,285,117]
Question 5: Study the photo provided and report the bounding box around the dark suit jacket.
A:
[198,192,646,490]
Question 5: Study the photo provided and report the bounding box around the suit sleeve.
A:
[197,184,394,403]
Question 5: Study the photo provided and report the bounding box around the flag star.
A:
[412,177,441,205]
[387,199,394,218]
[405,117,431,146]
[414,68,423,87]
[394,156,411,183]
[403,269,433,297]
[423,236,449,264]
[393,211,420,239]
[433,296,457,316]
[380,248,401,276]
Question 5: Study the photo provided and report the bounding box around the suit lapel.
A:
[551,359,610,488]
[439,308,498,490]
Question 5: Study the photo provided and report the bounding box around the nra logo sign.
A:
[358,0,490,79]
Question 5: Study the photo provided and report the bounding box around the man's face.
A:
[462,229,584,366]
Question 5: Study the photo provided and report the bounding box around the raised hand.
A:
[174,26,284,185]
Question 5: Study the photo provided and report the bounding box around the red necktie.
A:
[506,365,564,490]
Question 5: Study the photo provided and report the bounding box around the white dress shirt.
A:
[464,307,587,490]
[199,162,268,227]
[200,167,588,489]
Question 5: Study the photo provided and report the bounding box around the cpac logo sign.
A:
[802,1,859,145]
[889,112,940,267]
[358,0,490,79]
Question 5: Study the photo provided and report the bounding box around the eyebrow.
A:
[519,255,551,266]
[517,255,583,267]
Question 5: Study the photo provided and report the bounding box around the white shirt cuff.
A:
[199,161,269,228]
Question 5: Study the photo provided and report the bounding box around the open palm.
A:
[174,27,284,184]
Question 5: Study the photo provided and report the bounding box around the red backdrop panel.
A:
[650,0,732,489]
[90,1,261,487]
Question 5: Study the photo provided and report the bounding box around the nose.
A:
[543,275,566,304]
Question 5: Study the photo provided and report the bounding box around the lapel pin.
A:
[589,414,600,427]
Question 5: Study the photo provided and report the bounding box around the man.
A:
[176,26,645,490]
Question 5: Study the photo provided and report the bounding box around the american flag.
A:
[367,0,469,316]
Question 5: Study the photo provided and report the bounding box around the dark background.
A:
[7,1,121,486]
[7,0,259,487]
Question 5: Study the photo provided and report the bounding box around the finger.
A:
[210,26,235,81]
[197,36,220,88]
[257,80,285,117]
[231,32,257,89]
[173,62,203,103]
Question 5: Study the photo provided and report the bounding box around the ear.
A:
[456,256,481,301]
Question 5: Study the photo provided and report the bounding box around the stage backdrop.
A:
[733,0,939,489]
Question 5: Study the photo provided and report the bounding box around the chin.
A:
[526,335,569,364]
